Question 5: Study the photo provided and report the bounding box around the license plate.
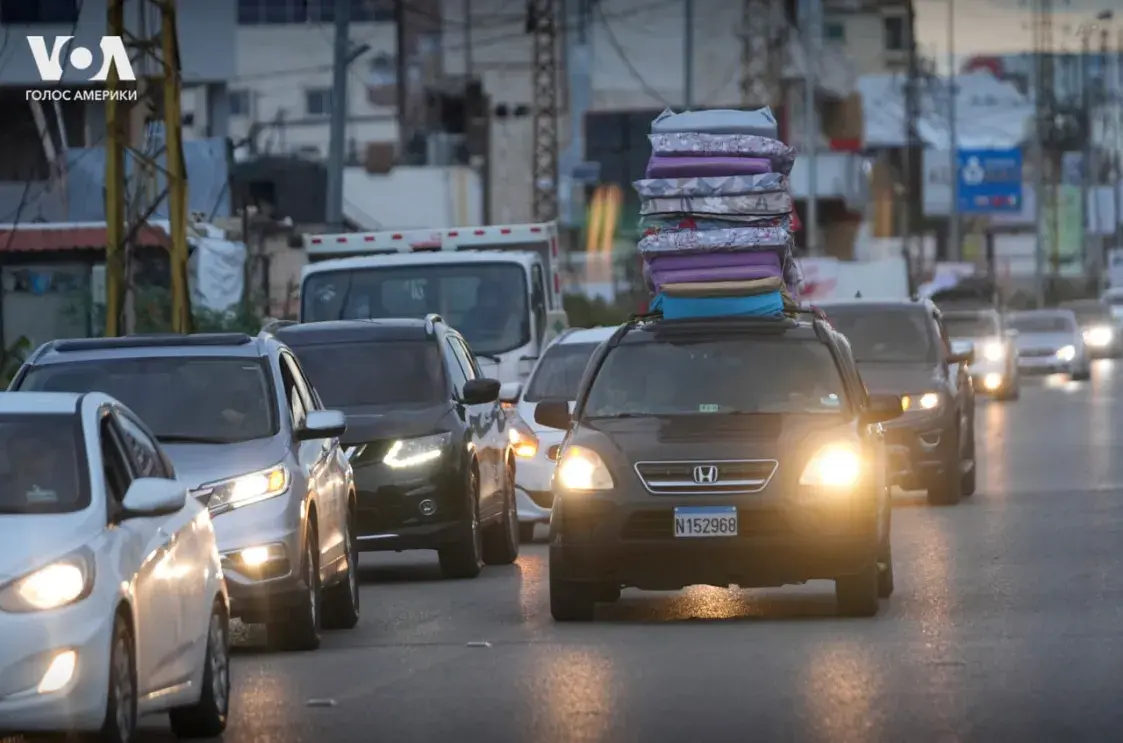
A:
[673,506,738,538]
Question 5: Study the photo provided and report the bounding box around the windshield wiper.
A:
[156,434,232,444]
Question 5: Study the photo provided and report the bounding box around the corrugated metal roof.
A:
[0,224,170,252]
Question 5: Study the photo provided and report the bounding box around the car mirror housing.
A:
[121,478,187,519]
[534,399,571,430]
[297,409,347,441]
[463,378,501,405]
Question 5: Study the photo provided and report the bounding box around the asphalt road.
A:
[144,363,1123,743]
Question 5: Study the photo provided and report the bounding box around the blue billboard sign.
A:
[956,148,1023,214]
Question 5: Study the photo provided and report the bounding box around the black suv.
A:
[272,316,519,579]
[533,312,903,621]
[819,300,976,506]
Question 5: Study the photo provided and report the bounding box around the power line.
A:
[594,2,676,107]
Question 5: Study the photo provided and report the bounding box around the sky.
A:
[914,0,1121,72]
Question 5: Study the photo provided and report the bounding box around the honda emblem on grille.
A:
[693,465,719,484]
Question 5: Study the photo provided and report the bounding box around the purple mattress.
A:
[646,264,783,292]
[644,252,786,292]
[645,155,772,179]
[645,251,782,271]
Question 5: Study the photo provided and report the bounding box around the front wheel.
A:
[482,463,520,565]
[267,523,322,651]
[169,601,230,738]
[99,614,137,743]
[322,505,361,630]
[836,562,880,617]
[439,466,484,579]
[926,427,962,506]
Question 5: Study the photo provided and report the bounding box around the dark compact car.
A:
[272,316,519,580]
[533,311,904,621]
[819,300,976,506]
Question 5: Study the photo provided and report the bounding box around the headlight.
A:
[384,433,451,468]
[1056,345,1076,361]
[508,424,538,459]
[799,443,862,488]
[1085,326,1113,347]
[201,464,290,515]
[982,341,1005,361]
[555,446,614,491]
[900,392,940,412]
[0,551,94,613]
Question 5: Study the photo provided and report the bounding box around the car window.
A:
[100,416,132,505]
[281,353,317,414]
[287,341,447,407]
[943,313,1000,338]
[451,337,481,379]
[443,339,468,394]
[18,357,278,444]
[0,413,89,514]
[823,307,939,363]
[1008,314,1075,333]
[113,409,172,479]
[583,338,847,417]
[524,342,600,402]
[278,356,307,429]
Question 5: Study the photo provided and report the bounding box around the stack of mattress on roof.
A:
[633,107,801,320]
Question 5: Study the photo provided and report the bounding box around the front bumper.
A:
[0,605,114,732]
[549,489,880,591]
[1017,353,1073,374]
[883,411,957,490]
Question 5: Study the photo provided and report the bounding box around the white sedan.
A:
[0,392,230,742]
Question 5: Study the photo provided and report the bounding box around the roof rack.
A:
[424,314,443,335]
[52,333,254,353]
[260,319,299,335]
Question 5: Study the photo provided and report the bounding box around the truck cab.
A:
[300,223,569,385]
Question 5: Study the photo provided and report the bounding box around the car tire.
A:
[835,562,880,617]
[1073,365,1092,381]
[519,522,539,542]
[960,422,977,497]
[549,561,597,622]
[438,465,484,579]
[877,532,895,599]
[169,600,230,738]
[322,505,361,630]
[926,428,963,506]
[99,613,138,743]
[482,462,520,565]
[267,523,322,651]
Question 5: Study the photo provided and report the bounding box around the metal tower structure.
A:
[105,0,190,336]
[528,0,559,222]
[739,0,784,109]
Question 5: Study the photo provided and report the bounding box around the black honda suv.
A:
[272,316,519,579]
[533,311,903,621]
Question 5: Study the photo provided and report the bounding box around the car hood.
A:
[1014,332,1075,350]
[337,403,452,446]
[577,413,853,462]
[854,362,942,394]
[162,438,289,490]
[0,510,103,583]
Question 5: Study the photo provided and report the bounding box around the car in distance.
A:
[820,300,976,506]
[941,308,1020,400]
[272,317,518,579]
[10,333,359,651]
[500,326,619,541]
[0,391,229,742]
[1060,299,1123,358]
[535,312,902,621]
[1006,309,1091,380]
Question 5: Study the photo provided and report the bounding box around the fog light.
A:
[38,650,77,693]
[983,373,1002,391]
[419,499,437,516]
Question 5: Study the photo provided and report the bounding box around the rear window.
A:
[1008,313,1074,333]
[0,414,88,515]
[823,306,938,363]
[582,338,846,417]
[524,342,600,402]
[943,313,999,338]
[288,341,446,407]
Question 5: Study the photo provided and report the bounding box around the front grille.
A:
[621,508,787,540]
[1020,348,1056,358]
[633,460,778,495]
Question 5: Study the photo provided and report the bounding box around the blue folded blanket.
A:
[651,291,785,320]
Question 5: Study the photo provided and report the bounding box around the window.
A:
[305,88,332,117]
[100,417,132,505]
[883,15,906,51]
[290,341,446,407]
[451,337,481,379]
[114,410,171,479]
[0,414,89,514]
[0,0,79,23]
[1007,313,1076,333]
[823,20,845,42]
[443,340,468,393]
[819,306,938,363]
[238,0,393,24]
[943,313,1000,339]
[530,264,547,342]
[524,343,600,402]
[278,356,307,429]
[229,90,251,117]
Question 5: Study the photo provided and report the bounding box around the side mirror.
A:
[499,381,523,403]
[862,393,903,424]
[296,409,347,441]
[947,341,974,365]
[534,399,571,430]
[121,478,187,518]
[463,378,501,405]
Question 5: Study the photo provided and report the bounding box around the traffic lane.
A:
[140,364,1123,742]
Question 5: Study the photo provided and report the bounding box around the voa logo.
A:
[27,36,135,82]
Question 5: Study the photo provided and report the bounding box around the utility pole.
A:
[903,0,921,286]
[1032,0,1054,307]
[683,0,694,108]
[325,0,351,230]
[739,0,782,110]
[801,0,821,255]
[1081,25,1093,276]
[529,0,559,222]
[104,0,190,336]
[560,0,591,228]
[947,0,960,262]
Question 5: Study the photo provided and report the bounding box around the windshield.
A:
[823,307,938,363]
[289,341,446,407]
[1062,303,1111,323]
[583,338,846,417]
[942,313,999,338]
[0,414,88,514]
[1008,314,1074,333]
[18,358,277,444]
[524,342,600,402]
[301,263,530,356]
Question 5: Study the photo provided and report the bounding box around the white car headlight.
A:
[799,443,862,489]
[1084,326,1113,347]
[1056,345,1076,361]
[384,433,451,469]
[982,341,1005,361]
[0,550,94,613]
[200,464,290,515]
[900,392,941,412]
[555,446,614,491]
